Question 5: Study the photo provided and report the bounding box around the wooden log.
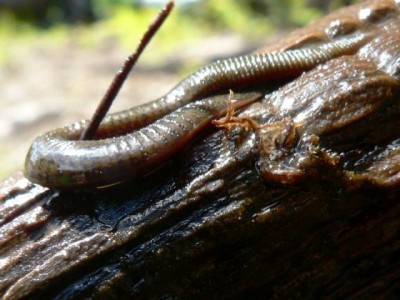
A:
[1,0,400,298]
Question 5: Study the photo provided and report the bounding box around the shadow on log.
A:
[1,0,400,298]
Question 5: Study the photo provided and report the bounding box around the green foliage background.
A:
[0,0,362,64]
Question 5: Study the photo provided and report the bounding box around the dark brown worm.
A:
[25,93,262,188]
[24,33,370,189]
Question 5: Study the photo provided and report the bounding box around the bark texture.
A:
[1,0,400,298]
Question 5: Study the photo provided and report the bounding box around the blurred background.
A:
[0,0,359,181]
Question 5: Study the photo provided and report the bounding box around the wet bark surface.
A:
[1,0,400,298]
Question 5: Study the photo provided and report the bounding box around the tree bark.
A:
[1,0,400,298]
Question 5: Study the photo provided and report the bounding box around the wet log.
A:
[1,0,400,299]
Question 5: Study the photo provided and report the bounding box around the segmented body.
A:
[25,93,262,188]
[24,33,370,189]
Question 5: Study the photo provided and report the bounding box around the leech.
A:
[26,92,262,188]
[24,29,371,188]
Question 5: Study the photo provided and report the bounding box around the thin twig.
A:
[80,0,175,140]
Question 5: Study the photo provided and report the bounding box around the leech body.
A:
[88,33,370,137]
[24,34,370,189]
[25,93,261,188]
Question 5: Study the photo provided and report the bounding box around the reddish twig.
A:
[80,0,175,140]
